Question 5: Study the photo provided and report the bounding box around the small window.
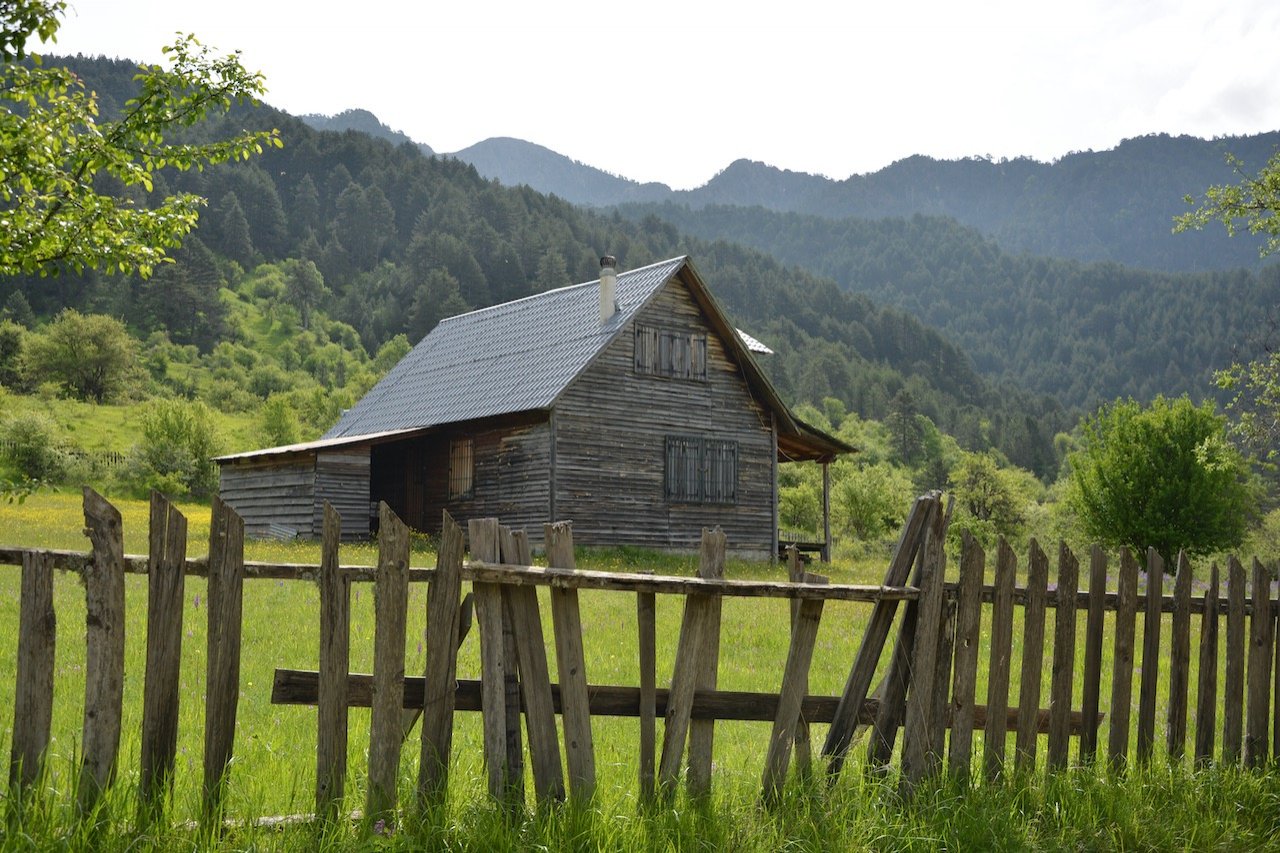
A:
[635,324,707,380]
[449,438,474,499]
[664,435,737,505]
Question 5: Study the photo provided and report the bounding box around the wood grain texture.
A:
[948,533,985,779]
[1194,563,1220,769]
[546,521,596,800]
[1136,548,1165,766]
[315,504,349,817]
[367,503,409,818]
[9,550,54,789]
[1223,556,1247,764]
[1166,550,1193,763]
[637,571,657,801]
[203,497,245,820]
[78,488,125,812]
[417,511,465,806]
[139,492,187,811]
[1047,542,1079,771]
[687,528,726,799]
[1014,540,1049,771]
[658,588,714,796]
[901,506,949,789]
[1108,549,1140,771]
[1244,558,1273,768]
[761,594,824,805]
[983,538,1017,780]
[1079,546,1108,763]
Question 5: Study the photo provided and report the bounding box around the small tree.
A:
[22,309,138,401]
[1067,396,1257,560]
[127,398,221,497]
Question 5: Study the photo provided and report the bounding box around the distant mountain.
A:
[448,137,671,204]
[448,131,1280,273]
[300,109,434,156]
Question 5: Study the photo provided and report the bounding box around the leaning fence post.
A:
[546,521,595,801]
[203,496,245,823]
[79,488,125,813]
[471,518,522,808]
[139,492,187,816]
[417,511,465,808]
[786,547,814,780]
[316,503,349,818]
[900,503,948,791]
[687,527,726,799]
[8,550,54,792]
[367,502,409,819]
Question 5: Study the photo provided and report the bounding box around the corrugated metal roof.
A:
[325,256,688,438]
[735,328,774,355]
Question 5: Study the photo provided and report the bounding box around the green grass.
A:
[2,492,1279,850]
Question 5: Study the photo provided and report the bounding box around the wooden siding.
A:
[219,456,317,539]
[553,272,776,557]
[371,418,552,543]
[313,450,371,539]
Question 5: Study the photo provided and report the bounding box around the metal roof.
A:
[325,256,687,438]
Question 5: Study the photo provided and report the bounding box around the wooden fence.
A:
[3,489,1279,826]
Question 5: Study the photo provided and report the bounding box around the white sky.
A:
[44,0,1280,190]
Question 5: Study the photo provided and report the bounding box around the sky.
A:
[43,0,1280,190]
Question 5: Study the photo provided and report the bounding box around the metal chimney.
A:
[599,255,618,323]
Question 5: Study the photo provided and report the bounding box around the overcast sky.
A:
[44,0,1280,190]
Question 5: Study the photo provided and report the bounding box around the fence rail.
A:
[2,489,1280,825]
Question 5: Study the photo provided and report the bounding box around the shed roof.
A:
[277,255,849,462]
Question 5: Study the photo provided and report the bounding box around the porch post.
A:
[821,460,831,564]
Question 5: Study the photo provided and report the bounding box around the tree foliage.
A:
[0,4,281,277]
[22,308,137,401]
[1176,150,1280,258]
[1067,397,1257,560]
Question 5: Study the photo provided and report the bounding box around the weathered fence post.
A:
[761,566,826,804]
[367,503,409,819]
[316,504,349,818]
[899,501,948,790]
[417,511,465,808]
[1047,542,1079,772]
[1194,563,1220,768]
[502,524,565,804]
[79,488,125,812]
[1223,556,1247,764]
[1244,558,1273,768]
[983,538,1017,780]
[1014,540,1049,772]
[657,528,725,798]
[786,547,814,781]
[140,492,187,815]
[471,518,522,808]
[1078,546,1108,763]
[8,550,54,791]
[1136,548,1165,766]
[1166,550,1193,764]
[687,527,726,799]
[1107,548,1140,772]
[546,521,596,801]
[947,532,984,780]
[203,497,245,823]
[824,495,933,777]
[637,568,657,801]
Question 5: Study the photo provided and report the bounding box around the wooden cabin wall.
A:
[312,449,371,539]
[553,275,776,557]
[218,456,317,538]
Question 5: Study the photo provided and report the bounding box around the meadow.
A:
[1,491,1279,850]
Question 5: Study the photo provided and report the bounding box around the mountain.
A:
[449,137,671,204]
[447,131,1280,273]
[617,203,1280,412]
[300,109,434,156]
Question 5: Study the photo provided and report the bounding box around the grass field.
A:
[2,492,1279,850]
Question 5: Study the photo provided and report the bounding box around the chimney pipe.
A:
[599,255,617,323]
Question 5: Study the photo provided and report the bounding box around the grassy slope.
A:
[1,493,1278,850]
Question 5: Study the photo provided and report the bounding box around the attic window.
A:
[664,435,737,505]
[635,324,707,380]
[449,438,474,500]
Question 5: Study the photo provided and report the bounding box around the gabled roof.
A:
[315,255,849,460]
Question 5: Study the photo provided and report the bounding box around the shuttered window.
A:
[664,435,737,505]
[635,324,707,380]
[449,438,474,500]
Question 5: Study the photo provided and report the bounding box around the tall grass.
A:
[2,492,1279,850]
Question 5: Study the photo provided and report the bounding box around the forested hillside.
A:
[437,126,1279,272]
[615,204,1280,410]
[0,55,1064,477]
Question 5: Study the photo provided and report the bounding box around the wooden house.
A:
[215,256,850,558]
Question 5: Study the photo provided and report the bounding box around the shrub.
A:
[0,412,69,481]
[123,399,221,498]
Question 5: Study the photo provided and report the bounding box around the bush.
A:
[123,399,221,498]
[0,412,69,481]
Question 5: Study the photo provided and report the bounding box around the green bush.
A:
[0,412,69,481]
[122,399,221,498]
